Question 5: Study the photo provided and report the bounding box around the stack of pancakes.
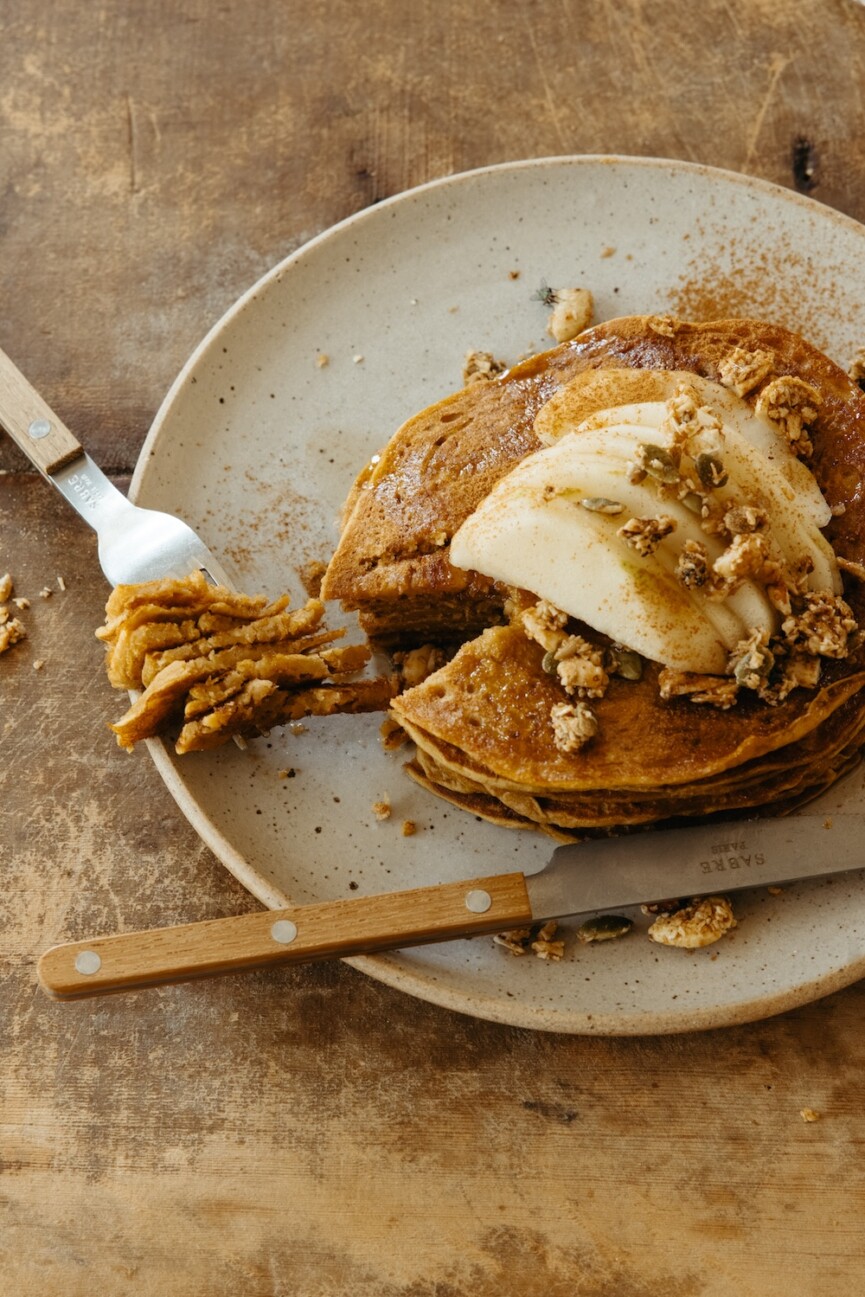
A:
[322,317,865,838]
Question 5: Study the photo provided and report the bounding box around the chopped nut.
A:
[550,700,598,752]
[0,573,12,602]
[617,514,676,557]
[648,896,737,948]
[647,314,679,338]
[757,651,822,704]
[724,504,767,534]
[553,634,609,699]
[462,349,507,385]
[711,532,782,592]
[494,920,565,960]
[372,797,392,821]
[32,658,45,671]
[676,539,710,589]
[315,352,330,368]
[800,1108,821,1123]
[755,376,821,456]
[13,597,30,611]
[0,617,27,653]
[576,914,633,943]
[401,819,417,837]
[663,388,724,457]
[39,587,52,599]
[717,347,774,397]
[546,287,594,343]
[658,668,739,709]
[556,653,609,699]
[493,927,533,955]
[530,919,566,960]
[531,937,565,961]
[521,600,569,653]
[782,591,857,658]
[728,628,775,690]
[56,575,67,592]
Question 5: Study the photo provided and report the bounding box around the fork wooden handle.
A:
[36,872,533,1000]
[0,344,84,475]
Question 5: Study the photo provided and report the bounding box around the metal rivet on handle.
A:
[28,418,53,440]
[270,919,298,945]
[465,889,492,914]
[74,950,102,975]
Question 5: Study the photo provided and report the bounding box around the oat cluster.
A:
[0,573,26,654]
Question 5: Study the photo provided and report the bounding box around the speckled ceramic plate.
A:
[131,156,865,1034]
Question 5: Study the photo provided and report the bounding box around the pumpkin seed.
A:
[638,443,680,484]
[580,497,625,515]
[606,644,643,680]
[576,914,634,943]
[695,452,728,490]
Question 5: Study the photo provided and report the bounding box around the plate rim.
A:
[132,153,865,1034]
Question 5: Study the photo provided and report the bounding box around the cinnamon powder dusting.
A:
[670,238,836,354]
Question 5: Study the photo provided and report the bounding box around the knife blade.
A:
[37,812,865,1000]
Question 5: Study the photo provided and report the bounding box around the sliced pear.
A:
[535,367,831,526]
[504,433,776,646]
[707,425,840,592]
[451,485,731,674]
[535,406,838,593]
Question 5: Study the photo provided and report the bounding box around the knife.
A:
[37,812,864,999]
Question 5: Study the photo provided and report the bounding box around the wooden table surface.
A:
[4,3,865,1293]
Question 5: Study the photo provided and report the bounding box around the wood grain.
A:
[3,2,865,1294]
[37,873,533,998]
[0,345,83,475]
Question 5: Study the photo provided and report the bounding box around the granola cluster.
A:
[647,896,737,949]
[717,347,775,398]
[462,349,507,386]
[494,919,565,960]
[755,376,821,458]
[98,572,394,752]
[521,600,610,751]
[549,700,599,753]
[0,573,26,654]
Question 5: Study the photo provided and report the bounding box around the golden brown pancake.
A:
[324,315,865,832]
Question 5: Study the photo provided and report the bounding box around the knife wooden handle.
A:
[0,345,83,476]
[37,872,533,1000]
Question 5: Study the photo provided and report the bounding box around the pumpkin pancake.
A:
[324,315,865,832]
[322,316,865,641]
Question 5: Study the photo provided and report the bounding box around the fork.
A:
[0,345,232,588]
